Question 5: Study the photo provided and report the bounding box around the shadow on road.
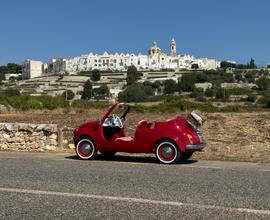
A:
[65,154,198,165]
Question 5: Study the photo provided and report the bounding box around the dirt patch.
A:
[0,109,269,163]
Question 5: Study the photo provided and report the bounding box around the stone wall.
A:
[0,123,59,151]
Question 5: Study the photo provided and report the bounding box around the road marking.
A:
[0,187,269,216]
[261,169,270,172]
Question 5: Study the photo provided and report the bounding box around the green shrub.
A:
[267,100,270,108]
[118,83,151,102]
[4,88,20,97]
[25,99,43,109]
[215,88,229,101]
[62,90,75,100]
[36,96,69,110]
[226,88,251,95]
[219,105,241,112]
[71,99,110,109]
[256,77,270,90]
[204,88,214,97]
[132,95,216,113]
[247,94,257,102]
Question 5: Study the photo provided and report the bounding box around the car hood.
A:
[79,120,100,129]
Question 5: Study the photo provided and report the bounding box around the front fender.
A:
[73,127,99,146]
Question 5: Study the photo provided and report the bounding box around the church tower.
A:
[170,38,177,56]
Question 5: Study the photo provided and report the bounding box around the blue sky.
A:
[0,0,269,66]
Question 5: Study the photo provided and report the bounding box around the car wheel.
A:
[76,138,97,160]
[179,152,193,162]
[100,152,116,159]
[155,140,180,164]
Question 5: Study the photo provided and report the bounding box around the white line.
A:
[261,169,270,172]
[0,187,269,215]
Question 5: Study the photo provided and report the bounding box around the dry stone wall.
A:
[0,123,59,151]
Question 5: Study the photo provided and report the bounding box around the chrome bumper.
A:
[186,143,206,150]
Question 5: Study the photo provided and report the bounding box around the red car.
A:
[73,103,206,164]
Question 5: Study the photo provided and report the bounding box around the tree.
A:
[0,63,22,74]
[62,90,75,100]
[256,77,270,90]
[220,61,236,69]
[215,88,229,101]
[91,69,101,81]
[4,88,20,97]
[126,65,141,85]
[235,73,243,82]
[247,94,257,102]
[93,85,110,99]
[245,72,256,83]
[178,75,196,91]
[81,80,92,100]
[204,88,214,97]
[163,79,177,94]
[191,88,205,101]
[118,83,149,102]
[249,58,257,69]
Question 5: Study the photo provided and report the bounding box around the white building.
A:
[30,39,220,78]
[22,60,43,79]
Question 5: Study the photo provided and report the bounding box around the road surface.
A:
[0,151,269,219]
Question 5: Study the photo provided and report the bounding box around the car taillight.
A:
[196,130,205,143]
[187,120,205,144]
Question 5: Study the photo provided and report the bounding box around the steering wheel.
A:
[112,114,123,128]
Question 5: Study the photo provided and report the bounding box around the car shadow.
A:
[65,154,198,165]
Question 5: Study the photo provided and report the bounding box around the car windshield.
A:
[109,104,129,118]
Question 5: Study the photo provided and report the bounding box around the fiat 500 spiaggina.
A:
[73,103,206,164]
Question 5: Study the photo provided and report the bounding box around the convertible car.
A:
[73,103,206,164]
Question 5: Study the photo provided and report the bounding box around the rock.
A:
[43,125,58,133]
[18,123,36,132]
[2,133,10,140]
[50,139,58,146]
[4,124,13,132]
[0,144,8,150]
[36,124,47,132]
[0,104,7,113]
[49,134,57,140]
[0,124,5,130]
[63,139,68,145]
[0,123,60,152]
[40,136,46,141]
[43,145,56,151]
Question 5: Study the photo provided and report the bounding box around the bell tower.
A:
[170,38,176,56]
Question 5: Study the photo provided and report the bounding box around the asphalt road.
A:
[0,152,270,220]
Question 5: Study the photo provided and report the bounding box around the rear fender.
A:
[154,136,186,152]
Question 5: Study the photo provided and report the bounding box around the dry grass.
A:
[0,109,269,163]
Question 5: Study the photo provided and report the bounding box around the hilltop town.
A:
[22,39,220,78]
[0,39,269,113]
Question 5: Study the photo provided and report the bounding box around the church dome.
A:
[148,41,161,55]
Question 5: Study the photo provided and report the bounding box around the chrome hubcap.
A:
[162,146,174,158]
[81,143,91,154]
